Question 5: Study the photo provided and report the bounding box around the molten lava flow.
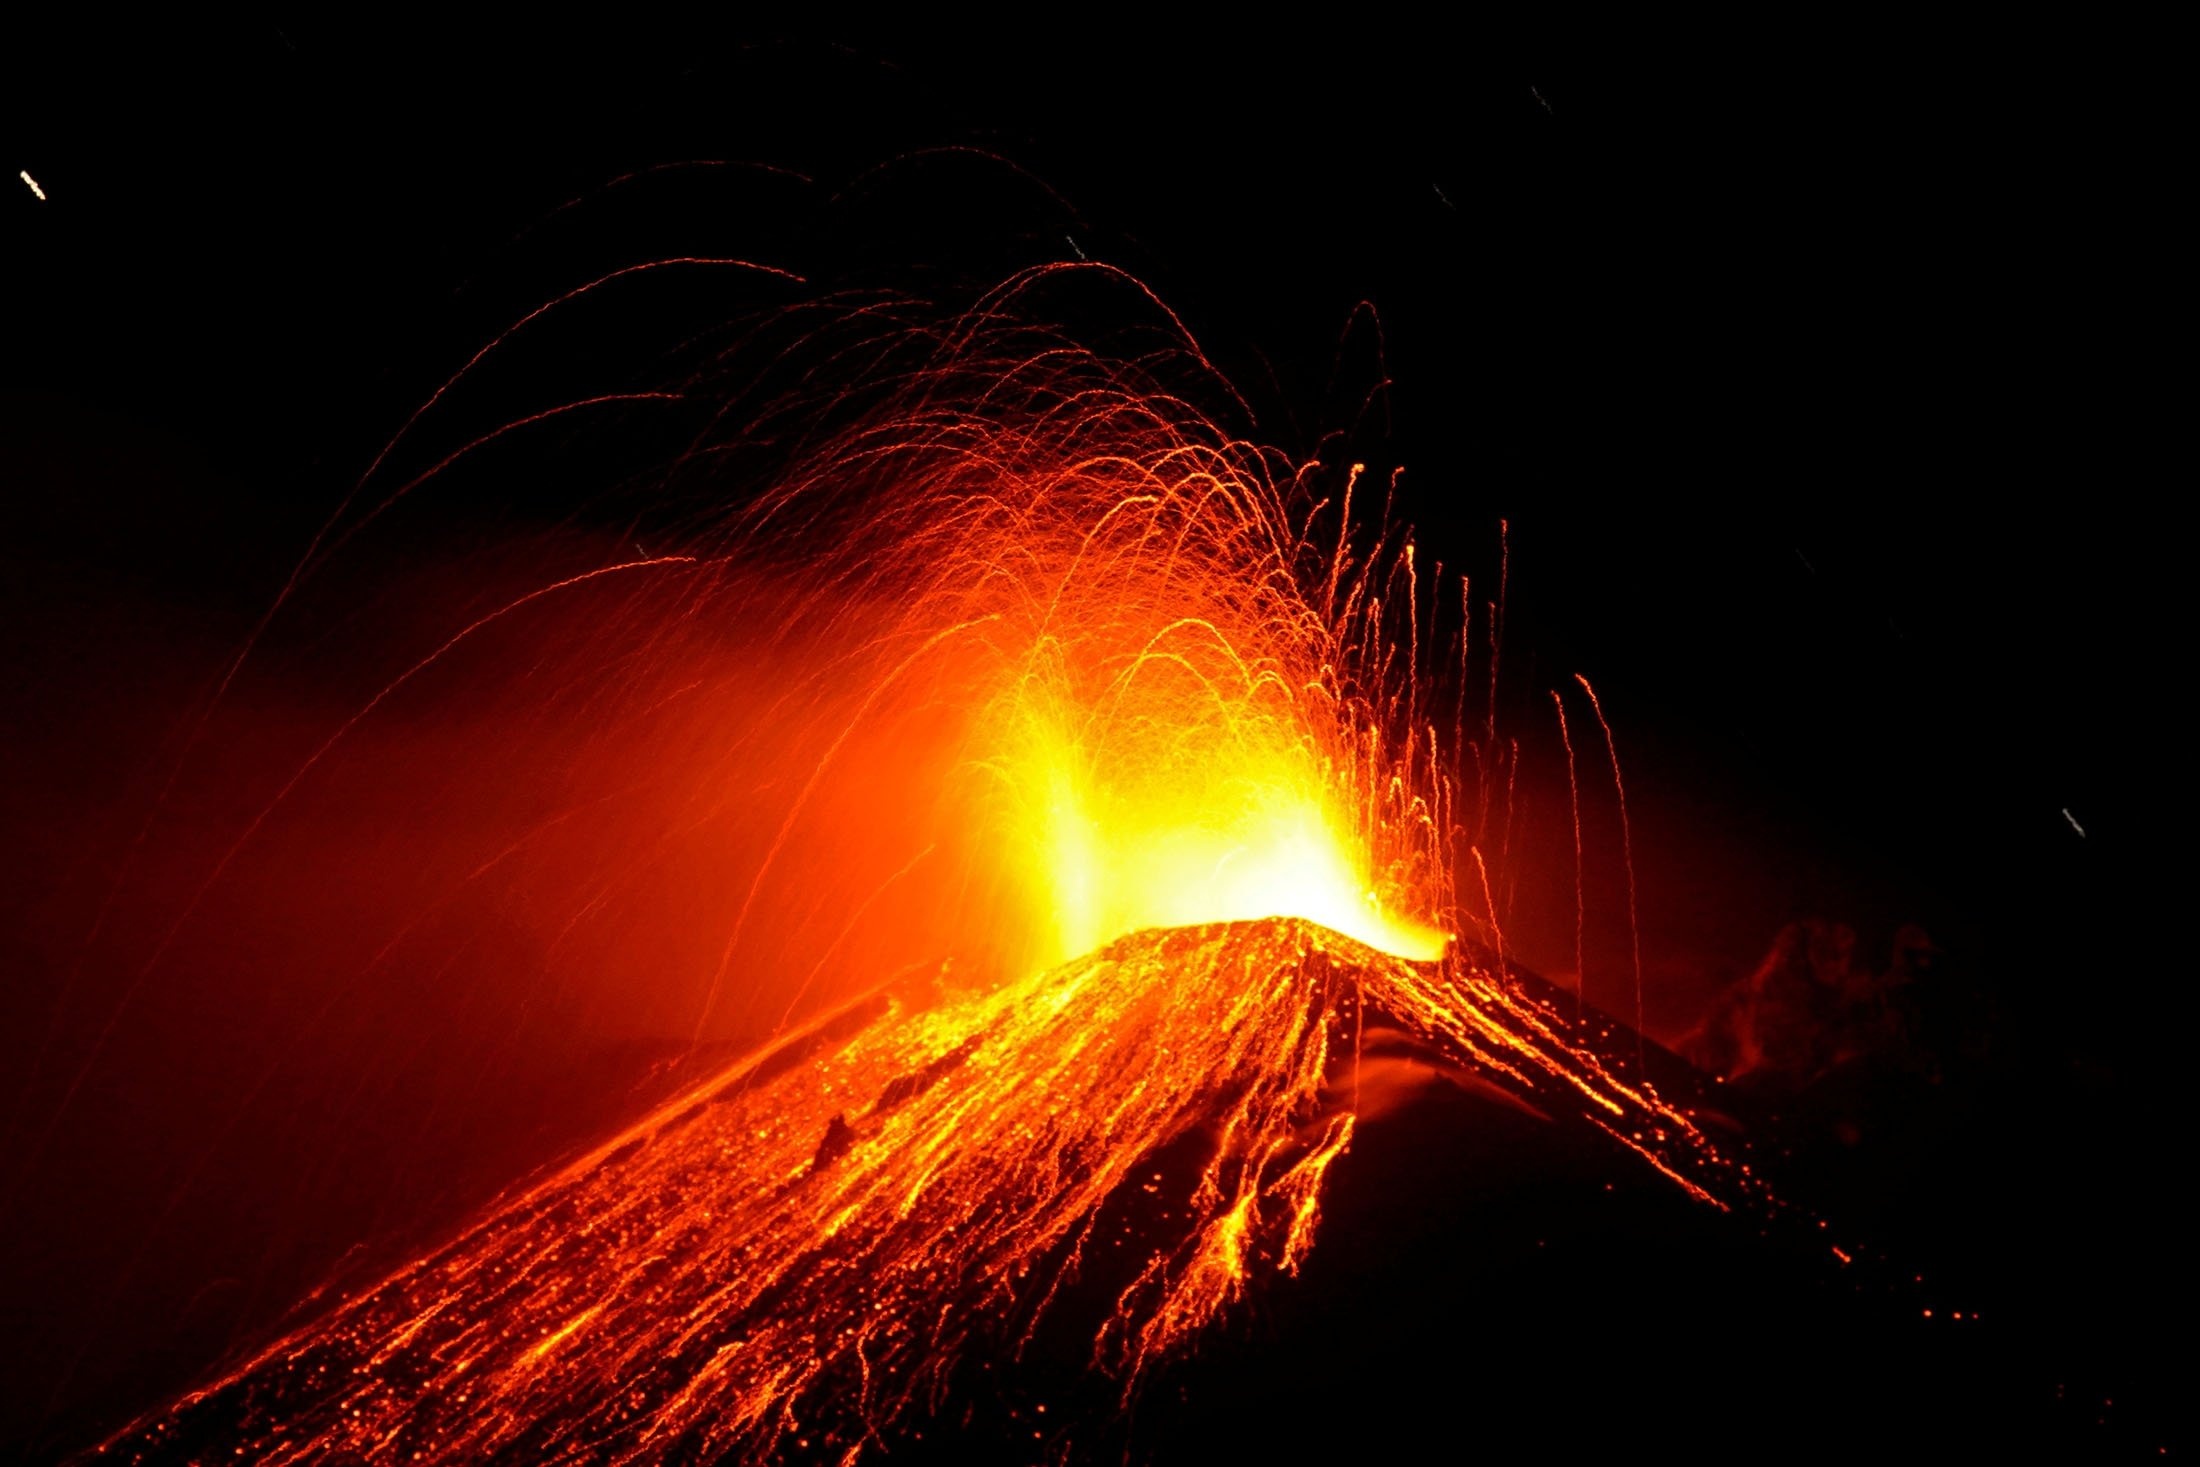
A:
[96,921,1760,1464]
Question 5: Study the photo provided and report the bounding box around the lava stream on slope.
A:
[94,917,1765,1465]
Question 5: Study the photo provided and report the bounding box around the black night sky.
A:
[2,20,2185,1462]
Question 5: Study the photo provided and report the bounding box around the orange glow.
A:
[989,615,1449,964]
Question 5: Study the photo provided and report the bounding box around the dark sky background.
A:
[2,18,2185,1460]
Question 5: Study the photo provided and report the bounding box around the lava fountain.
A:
[83,267,1762,1463]
[668,273,1456,1000]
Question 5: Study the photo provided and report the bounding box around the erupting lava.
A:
[677,279,1458,994]
[85,267,1764,1462]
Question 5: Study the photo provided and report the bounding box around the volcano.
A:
[87,916,1796,1464]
